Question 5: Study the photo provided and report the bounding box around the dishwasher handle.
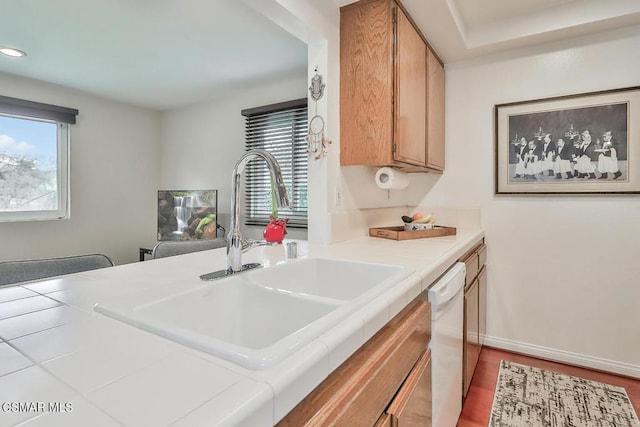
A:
[428,262,466,306]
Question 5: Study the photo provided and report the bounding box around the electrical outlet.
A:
[335,186,343,208]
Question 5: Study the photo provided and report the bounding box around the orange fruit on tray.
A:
[412,213,423,220]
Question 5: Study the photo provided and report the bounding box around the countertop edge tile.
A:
[170,379,274,427]
[249,340,330,423]
[320,314,365,373]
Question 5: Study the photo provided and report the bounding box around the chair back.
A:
[0,253,115,286]
[151,238,227,259]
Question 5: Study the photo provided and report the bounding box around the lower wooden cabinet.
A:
[461,242,487,399]
[277,296,431,426]
[387,349,432,427]
[463,278,480,397]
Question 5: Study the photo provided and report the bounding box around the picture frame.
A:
[495,86,640,194]
[157,190,217,241]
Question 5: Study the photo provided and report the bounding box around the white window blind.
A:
[242,98,308,228]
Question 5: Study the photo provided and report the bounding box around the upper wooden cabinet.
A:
[340,0,445,173]
[426,48,445,170]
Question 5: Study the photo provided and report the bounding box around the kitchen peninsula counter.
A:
[0,226,484,426]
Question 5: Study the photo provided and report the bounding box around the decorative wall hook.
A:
[307,66,331,160]
[309,66,326,102]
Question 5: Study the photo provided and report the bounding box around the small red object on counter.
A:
[264,216,288,243]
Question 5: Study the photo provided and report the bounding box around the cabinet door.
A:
[478,266,487,347]
[340,0,394,166]
[394,6,427,167]
[426,47,445,170]
[463,279,480,397]
[387,349,432,427]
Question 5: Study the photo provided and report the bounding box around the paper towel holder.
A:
[375,166,410,194]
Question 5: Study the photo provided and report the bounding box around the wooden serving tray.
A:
[369,225,457,241]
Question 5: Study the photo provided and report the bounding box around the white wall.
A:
[0,72,161,265]
[407,27,640,375]
[245,0,340,244]
[159,74,308,241]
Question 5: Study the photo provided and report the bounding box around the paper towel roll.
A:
[375,167,409,190]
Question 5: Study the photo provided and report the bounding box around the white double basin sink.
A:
[94,258,412,370]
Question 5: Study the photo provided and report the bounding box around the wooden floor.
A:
[457,347,640,427]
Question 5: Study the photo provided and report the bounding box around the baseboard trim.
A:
[483,335,640,379]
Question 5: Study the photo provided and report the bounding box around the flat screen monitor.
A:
[157,190,217,241]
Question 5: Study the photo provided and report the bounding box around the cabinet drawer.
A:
[277,297,431,426]
[387,349,432,427]
[478,244,487,269]
[463,252,479,287]
[374,413,392,427]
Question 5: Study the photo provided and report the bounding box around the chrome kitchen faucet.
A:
[200,149,289,281]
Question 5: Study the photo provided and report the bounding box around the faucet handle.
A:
[285,242,298,259]
[241,239,278,252]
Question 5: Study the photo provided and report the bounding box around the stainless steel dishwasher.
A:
[428,262,466,427]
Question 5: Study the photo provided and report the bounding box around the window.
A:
[0,95,78,222]
[242,98,308,228]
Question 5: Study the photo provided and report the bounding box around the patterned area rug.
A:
[489,360,640,427]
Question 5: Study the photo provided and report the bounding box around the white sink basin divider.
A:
[94,258,412,370]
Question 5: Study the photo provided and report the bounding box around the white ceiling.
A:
[400,0,640,63]
[0,0,307,111]
[3,0,640,111]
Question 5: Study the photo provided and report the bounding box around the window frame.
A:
[241,98,308,228]
[0,96,77,222]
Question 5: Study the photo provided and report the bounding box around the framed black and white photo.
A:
[495,86,640,194]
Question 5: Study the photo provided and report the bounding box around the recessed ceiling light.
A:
[0,47,27,57]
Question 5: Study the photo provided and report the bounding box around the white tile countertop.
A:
[0,227,484,427]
